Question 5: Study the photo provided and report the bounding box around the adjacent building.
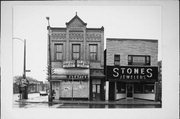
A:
[48,14,105,101]
[106,38,159,101]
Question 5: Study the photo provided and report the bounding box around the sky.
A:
[13,5,161,82]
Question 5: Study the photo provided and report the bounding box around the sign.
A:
[67,74,88,79]
[107,66,158,81]
[63,60,89,68]
[63,61,75,68]
[77,60,89,68]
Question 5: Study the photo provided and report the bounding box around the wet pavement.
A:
[13,93,161,108]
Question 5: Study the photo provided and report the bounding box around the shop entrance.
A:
[92,84,101,101]
[126,84,134,98]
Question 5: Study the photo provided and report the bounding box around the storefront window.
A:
[116,82,126,93]
[144,84,154,93]
[134,83,143,93]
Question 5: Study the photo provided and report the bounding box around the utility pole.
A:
[46,17,53,102]
[13,38,29,99]
[22,39,28,99]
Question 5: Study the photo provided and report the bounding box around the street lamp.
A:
[13,37,29,99]
[46,17,53,102]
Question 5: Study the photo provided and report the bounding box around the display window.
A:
[116,82,126,93]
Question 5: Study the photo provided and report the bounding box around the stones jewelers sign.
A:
[107,66,158,81]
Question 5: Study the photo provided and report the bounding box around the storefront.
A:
[107,66,158,101]
[51,60,90,100]
[90,69,105,101]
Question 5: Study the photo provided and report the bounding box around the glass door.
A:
[126,84,133,98]
[92,84,101,101]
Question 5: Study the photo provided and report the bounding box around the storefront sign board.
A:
[107,66,158,81]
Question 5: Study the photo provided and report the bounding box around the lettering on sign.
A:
[67,74,88,79]
[77,60,89,68]
[63,60,89,68]
[107,66,158,81]
[63,61,75,68]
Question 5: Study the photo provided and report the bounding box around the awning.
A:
[90,70,105,79]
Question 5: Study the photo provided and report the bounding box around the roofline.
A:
[50,27,66,30]
[87,26,104,31]
[48,27,104,31]
[66,14,87,26]
[106,38,158,42]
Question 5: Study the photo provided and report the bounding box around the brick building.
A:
[48,14,105,101]
[106,38,159,101]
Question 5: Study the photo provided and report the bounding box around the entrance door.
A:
[92,84,101,101]
[126,84,133,98]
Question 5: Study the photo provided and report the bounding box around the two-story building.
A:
[106,38,158,101]
[47,14,105,101]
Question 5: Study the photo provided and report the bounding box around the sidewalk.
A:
[15,98,161,105]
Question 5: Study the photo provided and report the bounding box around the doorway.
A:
[126,84,133,98]
[92,84,101,101]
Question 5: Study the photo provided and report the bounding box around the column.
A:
[105,81,109,101]
[83,27,86,61]
[66,29,69,61]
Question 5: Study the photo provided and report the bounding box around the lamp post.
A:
[13,37,29,99]
[46,17,53,102]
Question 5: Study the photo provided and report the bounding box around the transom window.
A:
[55,44,63,61]
[128,55,150,65]
[89,44,98,61]
[114,54,120,66]
[72,44,80,60]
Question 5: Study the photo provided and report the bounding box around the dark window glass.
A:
[72,44,80,60]
[55,44,63,60]
[116,82,126,93]
[144,84,154,93]
[134,83,143,93]
[89,44,97,61]
[114,54,120,65]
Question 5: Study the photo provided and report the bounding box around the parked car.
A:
[39,91,48,96]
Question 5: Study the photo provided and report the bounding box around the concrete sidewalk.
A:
[15,98,161,105]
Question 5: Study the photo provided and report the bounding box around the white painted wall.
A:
[116,93,126,100]
[134,93,155,100]
[105,81,109,101]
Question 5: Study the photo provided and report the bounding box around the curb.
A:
[15,100,161,105]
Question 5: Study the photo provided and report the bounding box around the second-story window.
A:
[89,44,98,61]
[114,54,120,65]
[72,44,80,60]
[128,55,151,65]
[55,44,63,61]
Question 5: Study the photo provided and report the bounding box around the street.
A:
[13,93,161,108]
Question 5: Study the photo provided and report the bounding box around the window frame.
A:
[54,43,63,61]
[114,54,120,66]
[128,55,151,65]
[89,44,98,61]
[143,84,155,93]
[72,44,81,60]
[116,82,126,93]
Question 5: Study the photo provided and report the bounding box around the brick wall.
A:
[106,39,158,66]
[50,28,104,69]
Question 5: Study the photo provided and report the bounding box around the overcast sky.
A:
[13,5,161,82]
